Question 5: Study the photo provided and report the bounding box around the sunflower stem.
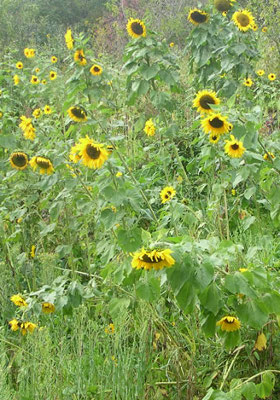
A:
[172,143,191,185]
[219,346,243,390]
[223,189,230,240]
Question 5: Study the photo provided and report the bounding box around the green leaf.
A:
[224,273,256,297]
[136,277,160,302]
[167,254,193,295]
[100,208,117,230]
[224,330,241,350]
[201,313,217,337]
[40,223,56,236]
[137,80,150,96]
[200,283,222,315]
[242,382,256,400]
[117,227,142,252]
[237,300,268,329]
[255,372,275,399]
[141,64,160,80]
[108,297,130,320]
[244,187,256,200]
[176,280,196,313]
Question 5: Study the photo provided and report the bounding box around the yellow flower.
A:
[105,323,115,334]
[216,316,241,332]
[254,333,267,351]
[127,18,146,38]
[16,61,23,69]
[30,75,40,84]
[74,49,87,66]
[232,10,255,32]
[224,135,245,158]
[20,321,37,335]
[10,294,28,307]
[193,90,220,114]
[169,42,175,47]
[30,245,36,258]
[131,248,175,271]
[49,71,57,80]
[263,152,275,161]
[201,113,230,135]
[268,73,276,81]
[30,157,54,175]
[239,268,248,272]
[42,302,55,314]
[209,132,220,144]
[51,56,57,63]
[71,136,109,169]
[231,189,236,196]
[262,27,267,33]
[144,119,156,136]
[13,75,20,85]
[41,79,47,85]
[257,69,265,76]
[243,78,253,87]
[19,116,36,140]
[90,64,103,76]
[24,48,35,58]
[17,218,23,223]
[188,8,209,25]
[68,106,87,122]
[44,105,52,114]
[65,28,74,49]
[160,186,176,204]
[35,68,40,73]
[9,319,20,331]
[252,24,258,31]
[9,152,29,171]
[32,108,42,118]
[116,171,123,177]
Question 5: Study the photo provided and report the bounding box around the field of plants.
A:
[1,0,280,398]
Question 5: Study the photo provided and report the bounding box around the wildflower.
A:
[30,75,40,84]
[243,78,253,87]
[44,105,52,114]
[10,294,28,307]
[257,69,265,76]
[193,90,220,114]
[68,106,87,122]
[105,323,115,334]
[252,24,258,31]
[74,49,87,66]
[169,42,174,47]
[232,10,255,32]
[144,119,156,136]
[9,152,29,171]
[16,61,23,69]
[35,68,40,73]
[202,113,230,135]
[30,245,36,258]
[263,152,275,161]
[41,79,47,85]
[30,157,54,175]
[127,18,146,38]
[268,73,276,81]
[131,248,175,271]
[188,9,209,25]
[65,28,74,49]
[116,172,123,177]
[216,316,241,332]
[224,135,245,158]
[254,333,267,351]
[24,48,35,58]
[231,189,236,196]
[70,136,109,169]
[9,319,20,331]
[90,64,102,76]
[20,321,37,335]
[42,302,55,314]
[160,186,176,204]
[49,71,57,80]
[32,108,42,118]
[13,75,20,85]
[19,116,36,140]
[51,56,57,63]
[262,27,267,33]
[209,133,220,143]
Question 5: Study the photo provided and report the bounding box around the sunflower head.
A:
[30,75,40,84]
[68,106,87,122]
[90,64,103,76]
[9,152,29,170]
[263,152,275,161]
[144,119,156,136]
[10,294,28,307]
[30,156,54,175]
[49,71,57,80]
[202,113,230,135]
[65,28,74,49]
[13,75,20,85]
[160,186,176,204]
[209,132,220,144]
[74,49,87,66]
[42,302,55,314]
[9,319,20,331]
[73,136,109,169]
[232,10,255,32]
[188,9,209,25]
[51,56,57,63]
[127,18,146,38]
[32,108,42,118]
[257,69,264,76]
[131,248,175,271]
[16,61,23,69]
[268,73,276,81]
[224,135,245,158]
[262,27,267,33]
[193,90,220,114]
[44,105,52,114]
[41,79,47,85]
[216,316,241,332]
[243,78,253,87]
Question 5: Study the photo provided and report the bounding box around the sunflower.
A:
[41,79,47,85]
[193,90,220,114]
[254,333,267,351]
[42,302,55,314]
[214,0,235,13]
[232,10,255,32]
[51,56,57,63]
[9,151,29,170]
[169,42,175,47]
[19,116,36,140]
[20,321,37,335]
[68,106,87,122]
[107,145,114,153]
[160,186,176,204]
[13,75,20,85]
[262,27,267,33]
[35,68,40,73]
[188,9,209,25]
[224,135,245,158]
[44,105,52,114]
[72,136,109,169]
[263,152,275,161]
[30,75,40,84]
[30,245,36,258]
[49,71,57,80]
[201,113,230,135]
[65,28,74,49]
[131,248,175,271]
[24,48,35,58]
[144,119,156,136]
[9,319,20,331]
[16,61,23,69]
[268,73,276,81]
[216,316,241,332]
[32,108,42,118]
[30,156,54,175]
[10,294,28,307]
[74,49,87,66]
[228,123,233,131]
[243,78,253,87]
[252,23,258,31]
[257,69,264,76]
[127,18,146,38]
[90,64,103,76]
[209,132,220,144]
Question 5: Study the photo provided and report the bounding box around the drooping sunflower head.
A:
[90,64,103,76]
[9,319,20,331]
[49,71,57,80]
[51,56,57,63]
[193,90,220,114]
[144,119,156,136]
[214,0,235,13]
[257,69,265,76]
[127,18,146,38]
[263,152,275,161]
[232,10,254,32]
[74,49,87,66]
[68,106,87,123]
[42,302,55,314]
[268,73,276,81]
[216,316,241,332]
[30,75,40,84]
[201,113,230,135]
[160,186,176,204]
[10,294,28,307]
[188,9,209,25]
[16,61,23,69]
[9,152,29,171]
[30,156,54,175]
[75,136,109,169]
[224,135,245,158]
[243,78,253,87]
[131,248,175,271]
[65,28,74,49]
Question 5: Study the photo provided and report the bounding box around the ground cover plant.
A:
[0,0,280,399]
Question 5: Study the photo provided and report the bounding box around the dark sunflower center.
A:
[51,73,55,77]
[142,254,164,263]
[199,95,215,110]
[212,136,217,140]
[231,144,239,150]
[94,66,100,72]
[37,159,50,169]
[33,78,38,82]
[71,107,86,119]
[214,0,231,12]
[210,117,224,128]
[191,11,207,23]
[225,318,235,324]
[131,22,144,35]
[12,154,27,167]
[86,144,100,159]
[237,13,250,27]
[78,52,84,60]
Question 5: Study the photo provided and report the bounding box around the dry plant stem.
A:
[219,346,243,390]
[109,141,158,223]
[223,189,230,240]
